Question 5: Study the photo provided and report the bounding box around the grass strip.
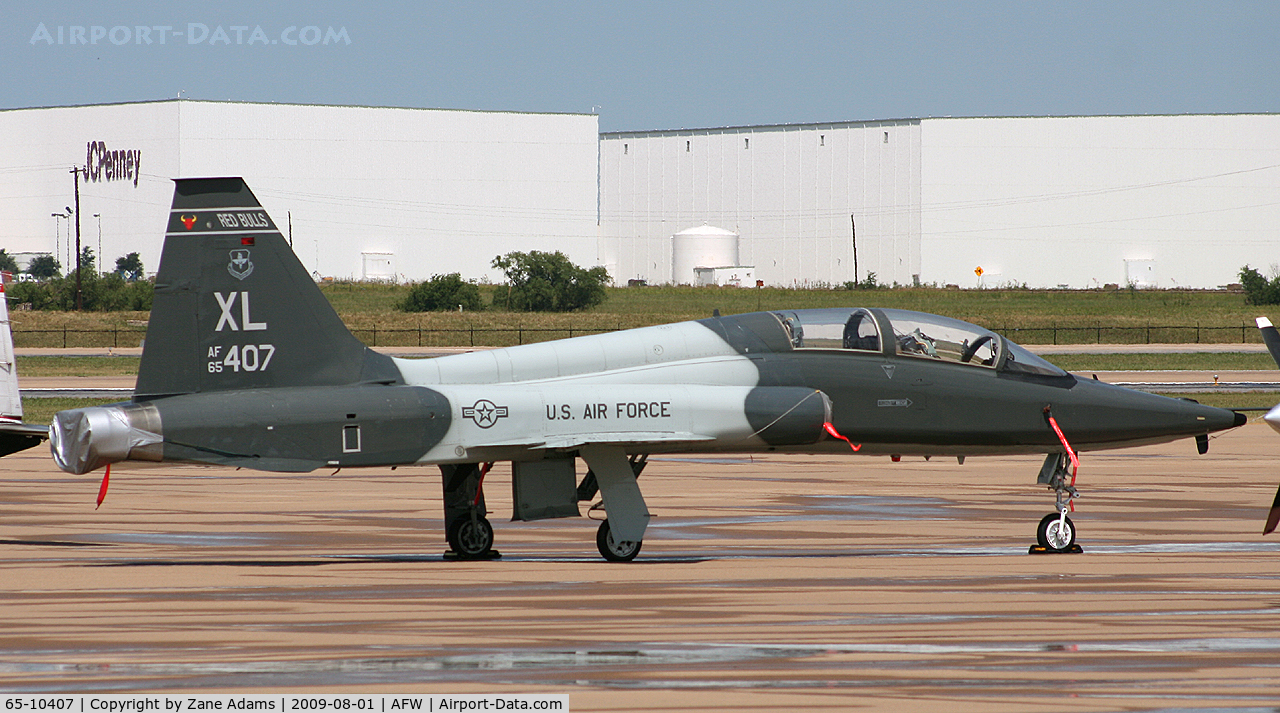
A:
[16,356,142,377]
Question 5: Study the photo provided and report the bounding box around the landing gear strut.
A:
[1031,452,1083,554]
[580,447,651,562]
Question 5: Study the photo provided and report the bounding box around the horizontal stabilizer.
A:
[1266,482,1280,535]
[1257,317,1280,370]
[0,420,49,457]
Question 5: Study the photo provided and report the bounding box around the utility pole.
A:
[850,214,858,286]
[94,213,102,276]
[71,167,82,310]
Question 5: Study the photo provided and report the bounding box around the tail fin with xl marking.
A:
[135,177,399,400]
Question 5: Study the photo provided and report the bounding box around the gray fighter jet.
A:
[48,178,1246,560]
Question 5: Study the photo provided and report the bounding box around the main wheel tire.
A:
[1036,512,1075,551]
[596,519,642,562]
[447,516,494,559]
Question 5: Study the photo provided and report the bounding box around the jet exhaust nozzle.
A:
[50,403,164,474]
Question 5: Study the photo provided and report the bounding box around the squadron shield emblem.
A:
[227,249,254,280]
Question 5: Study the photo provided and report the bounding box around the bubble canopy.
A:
[769,308,1068,377]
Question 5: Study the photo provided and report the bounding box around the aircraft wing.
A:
[0,420,49,457]
[476,431,717,452]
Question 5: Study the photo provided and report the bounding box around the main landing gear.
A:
[440,462,499,560]
[440,451,652,562]
[1030,452,1084,554]
[580,448,650,562]
[447,514,495,559]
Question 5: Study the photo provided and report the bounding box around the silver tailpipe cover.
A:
[50,403,164,474]
[1265,403,1280,436]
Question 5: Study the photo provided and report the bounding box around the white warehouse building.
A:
[600,114,1280,289]
[0,99,600,283]
[3,102,1279,291]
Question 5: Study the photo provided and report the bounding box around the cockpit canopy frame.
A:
[769,307,1067,377]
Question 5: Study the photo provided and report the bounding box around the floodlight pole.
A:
[71,166,82,310]
[51,213,63,266]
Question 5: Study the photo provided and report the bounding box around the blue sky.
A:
[5,1,1279,132]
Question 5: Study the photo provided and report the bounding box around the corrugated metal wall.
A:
[601,114,1280,289]
[0,100,598,283]
[920,115,1280,288]
[0,102,180,276]
[599,120,922,287]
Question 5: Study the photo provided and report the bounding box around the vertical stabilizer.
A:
[135,178,400,400]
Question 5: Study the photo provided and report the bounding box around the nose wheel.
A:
[1036,511,1076,551]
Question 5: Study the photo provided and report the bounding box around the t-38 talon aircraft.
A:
[49,178,1247,561]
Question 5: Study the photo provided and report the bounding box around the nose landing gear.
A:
[1031,409,1086,554]
[1030,452,1084,554]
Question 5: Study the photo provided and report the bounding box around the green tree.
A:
[76,246,95,275]
[842,271,881,290]
[491,250,610,312]
[26,255,61,279]
[399,273,485,312]
[1240,265,1280,305]
[7,271,152,311]
[5,280,53,309]
[115,252,144,282]
[79,273,154,311]
[0,249,18,274]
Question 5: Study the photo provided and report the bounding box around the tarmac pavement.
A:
[3,424,1280,710]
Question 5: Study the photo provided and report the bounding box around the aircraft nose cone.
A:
[1196,401,1248,432]
[1066,377,1244,442]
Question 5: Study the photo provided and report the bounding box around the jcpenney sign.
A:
[86,141,140,187]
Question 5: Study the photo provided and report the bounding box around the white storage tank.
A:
[671,224,739,285]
